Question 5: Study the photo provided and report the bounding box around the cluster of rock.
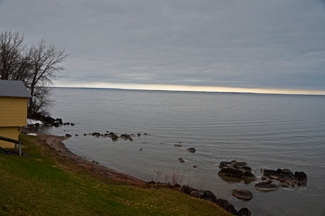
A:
[260,168,308,188]
[177,147,196,165]
[217,160,308,194]
[66,131,148,141]
[218,160,257,181]
[180,185,251,215]
[42,116,75,127]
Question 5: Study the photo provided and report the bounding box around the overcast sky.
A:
[1,0,325,94]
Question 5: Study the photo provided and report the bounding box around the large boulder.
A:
[237,208,251,216]
[295,171,308,186]
[231,189,253,200]
[190,190,205,198]
[202,190,218,203]
[241,172,257,181]
[43,116,55,125]
[218,168,244,178]
[254,182,280,191]
[237,166,252,173]
[261,169,278,177]
[189,190,218,203]
[295,171,307,181]
[181,185,194,194]
[219,161,232,168]
[216,199,237,215]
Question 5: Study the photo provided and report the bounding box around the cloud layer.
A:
[1,0,325,91]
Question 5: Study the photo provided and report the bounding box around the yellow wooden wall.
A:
[0,127,18,148]
[0,97,28,148]
[0,97,28,127]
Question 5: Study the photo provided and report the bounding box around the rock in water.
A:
[218,168,244,178]
[231,189,253,200]
[219,161,232,168]
[186,147,196,153]
[241,172,257,180]
[178,158,185,163]
[237,208,251,216]
[254,182,280,191]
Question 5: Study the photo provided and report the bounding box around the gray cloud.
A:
[0,0,325,91]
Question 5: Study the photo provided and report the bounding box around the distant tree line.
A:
[0,30,68,118]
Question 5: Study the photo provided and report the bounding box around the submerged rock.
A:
[219,161,232,168]
[261,169,278,177]
[108,132,118,141]
[178,158,185,163]
[260,168,307,187]
[186,147,196,153]
[239,166,252,173]
[218,168,244,178]
[241,172,257,180]
[254,182,280,191]
[295,171,307,181]
[231,189,253,200]
[120,134,133,141]
[92,132,101,137]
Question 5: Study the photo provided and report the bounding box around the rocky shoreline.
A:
[23,117,309,216]
[23,118,253,215]
[21,128,145,183]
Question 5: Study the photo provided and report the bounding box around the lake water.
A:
[37,87,325,216]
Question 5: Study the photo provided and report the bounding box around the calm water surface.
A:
[37,88,325,216]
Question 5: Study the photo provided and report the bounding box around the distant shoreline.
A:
[49,86,325,97]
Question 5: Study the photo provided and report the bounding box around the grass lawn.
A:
[0,134,231,216]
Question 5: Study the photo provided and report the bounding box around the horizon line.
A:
[52,83,325,96]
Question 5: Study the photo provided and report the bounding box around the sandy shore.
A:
[22,128,145,184]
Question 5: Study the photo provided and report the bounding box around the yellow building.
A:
[0,80,31,148]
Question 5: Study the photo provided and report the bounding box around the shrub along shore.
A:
[0,133,234,216]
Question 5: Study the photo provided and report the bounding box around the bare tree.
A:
[0,30,69,118]
[29,86,54,116]
[27,39,68,117]
[0,30,25,80]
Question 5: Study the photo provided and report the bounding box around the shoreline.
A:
[21,127,252,215]
[22,128,145,184]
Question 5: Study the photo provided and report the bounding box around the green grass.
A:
[0,134,231,216]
